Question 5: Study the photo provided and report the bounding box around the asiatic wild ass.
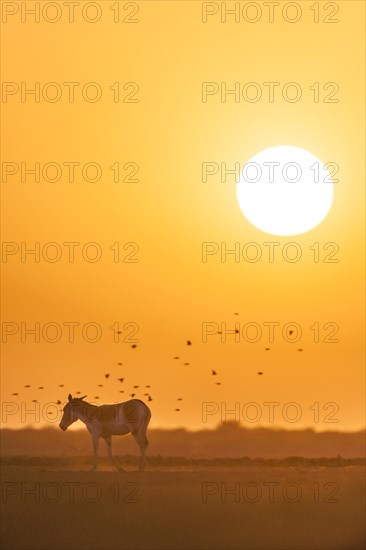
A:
[59,395,151,471]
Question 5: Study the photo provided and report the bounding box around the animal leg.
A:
[105,435,124,471]
[91,436,99,470]
[133,432,148,472]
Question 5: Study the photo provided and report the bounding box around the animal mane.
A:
[70,397,95,408]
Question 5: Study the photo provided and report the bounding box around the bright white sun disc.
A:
[236,146,334,236]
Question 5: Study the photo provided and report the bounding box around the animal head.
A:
[59,394,87,431]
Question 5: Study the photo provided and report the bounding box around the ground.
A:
[1,459,365,550]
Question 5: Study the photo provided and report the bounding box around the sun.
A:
[236,146,334,236]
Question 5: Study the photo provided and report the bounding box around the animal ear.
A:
[68,394,72,402]
[80,395,87,400]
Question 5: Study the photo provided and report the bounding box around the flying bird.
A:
[94,396,100,399]
[184,363,190,366]
[298,348,303,352]
[177,398,183,401]
[211,370,217,375]
[130,393,136,397]
[117,362,123,365]
[105,374,110,379]
[175,408,180,412]
[147,395,153,402]
[133,385,139,388]
[131,344,137,349]
[12,393,18,396]
[173,356,179,360]
[24,385,31,388]
[215,382,222,385]
[59,384,64,387]
[98,384,103,387]
[56,400,62,404]
[265,348,270,351]
[257,372,263,376]
[38,387,44,390]
[187,340,192,346]
[118,378,124,383]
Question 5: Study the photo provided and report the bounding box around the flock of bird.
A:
[10,317,306,411]
[10,339,194,411]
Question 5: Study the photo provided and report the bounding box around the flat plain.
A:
[1,458,365,550]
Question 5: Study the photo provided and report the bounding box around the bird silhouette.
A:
[145,385,151,388]
[265,348,270,351]
[24,385,31,388]
[215,382,222,385]
[298,348,303,352]
[56,400,62,404]
[173,356,179,360]
[133,385,139,388]
[131,344,137,349]
[148,395,153,402]
[184,363,190,366]
[211,370,217,375]
[257,372,263,375]
[117,362,123,365]
[175,408,180,412]
[118,378,124,382]
[59,384,64,387]
[98,384,103,387]
[38,387,44,390]
[12,393,18,396]
[187,340,192,346]
[94,396,100,399]
[289,330,294,335]
[177,398,183,401]
[130,393,136,397]
[119,390,124,393]
[105,374,110,379]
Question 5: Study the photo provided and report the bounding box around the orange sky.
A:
[1,1,365,431]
